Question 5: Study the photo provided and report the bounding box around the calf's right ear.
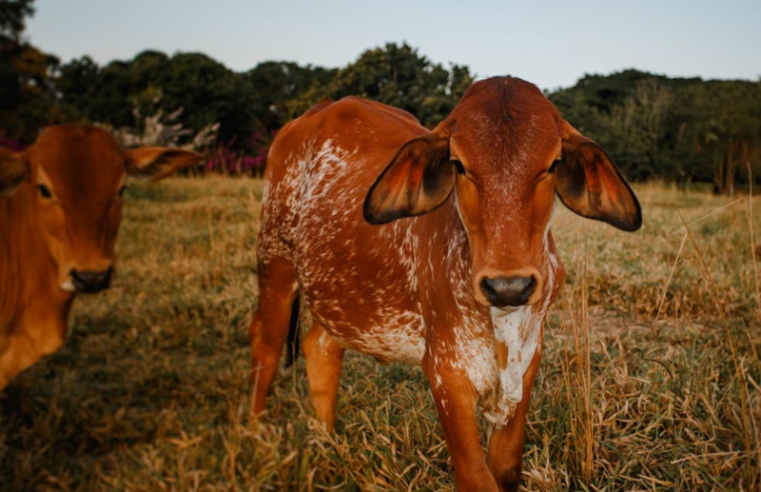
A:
[364,133,454,224]
[125,147,203,182]
[0,150,29,197]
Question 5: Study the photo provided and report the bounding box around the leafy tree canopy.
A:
[0,0,34,41]
[0,0,60,141]
[290,42,473,127]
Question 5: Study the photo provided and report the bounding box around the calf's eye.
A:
[548,159,561,174]
[37,184,52,199]
[452,160,466,175]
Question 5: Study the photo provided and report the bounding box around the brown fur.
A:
[251,77,641,491]
[0,124,201,389]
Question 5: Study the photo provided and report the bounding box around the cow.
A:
[250,77,641,491]
[0,124,201,390]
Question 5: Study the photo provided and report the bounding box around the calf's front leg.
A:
[486,348,542,492]
[424,360,500,492]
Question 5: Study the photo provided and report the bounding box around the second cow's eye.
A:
[452,159,466,175]
[548,159,560,174]
[38,184,52,199]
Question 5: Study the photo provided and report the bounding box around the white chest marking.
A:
[482,306,542,427]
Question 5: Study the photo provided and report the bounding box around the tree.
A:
[548,70,761,190]
[0,0,60,141]
[56,55,99,117]
[699,81,761,194]
[289,42,473,127]
[596,79,674,180]
[0,0,34,40]
[247,61,336,131]
[58,51,259,146]
[158,52,258,144]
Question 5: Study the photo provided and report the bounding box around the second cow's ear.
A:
[556,125,642,232]
[125,147,203,182]
[0,148,29,197]
[364,133,454,225]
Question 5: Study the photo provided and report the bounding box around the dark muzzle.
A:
[71,268,113,294]
[480,275,536,308]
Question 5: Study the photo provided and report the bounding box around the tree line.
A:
[551,70,761,194]
[2,1,759,192]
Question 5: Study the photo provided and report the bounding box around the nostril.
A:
[480,275,536,307]
[480,277,495,305]
[521,276,537,303]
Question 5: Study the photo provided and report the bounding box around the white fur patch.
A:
[270,139,427,365]
[483,306,542,427]
[59,279,76,292]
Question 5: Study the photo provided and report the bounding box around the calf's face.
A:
[364,78,641,308]
[0,125,201,294]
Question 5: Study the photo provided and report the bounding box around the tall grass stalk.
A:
[744,162,760,314]
[678,211,756,483]
[573,257,594,485]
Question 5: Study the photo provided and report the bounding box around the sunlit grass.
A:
[0,177,759,491]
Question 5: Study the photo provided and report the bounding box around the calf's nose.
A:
[71,268,113,294]
[480,275,536,307]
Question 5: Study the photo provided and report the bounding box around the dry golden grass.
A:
[0,177,759,491]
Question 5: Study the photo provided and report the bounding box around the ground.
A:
[0,177,759,491]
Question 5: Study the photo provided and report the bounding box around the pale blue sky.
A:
[26,0,761,90]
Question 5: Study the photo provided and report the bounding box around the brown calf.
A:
[0,124,201,389]
[251,77,641,491]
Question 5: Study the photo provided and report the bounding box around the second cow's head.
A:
[0,124,201,294]
[364,77,641,309]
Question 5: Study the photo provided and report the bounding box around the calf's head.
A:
[0,124,201,294]
[365,77,641,308]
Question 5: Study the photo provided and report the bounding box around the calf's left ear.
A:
[0,150,29,197]
[556,127,642,231]
[125,147,203,182]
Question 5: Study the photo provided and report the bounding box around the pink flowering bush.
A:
[203,129,275,177]
[0,134,27,152]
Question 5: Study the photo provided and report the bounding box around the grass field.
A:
[1,176,760,491]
